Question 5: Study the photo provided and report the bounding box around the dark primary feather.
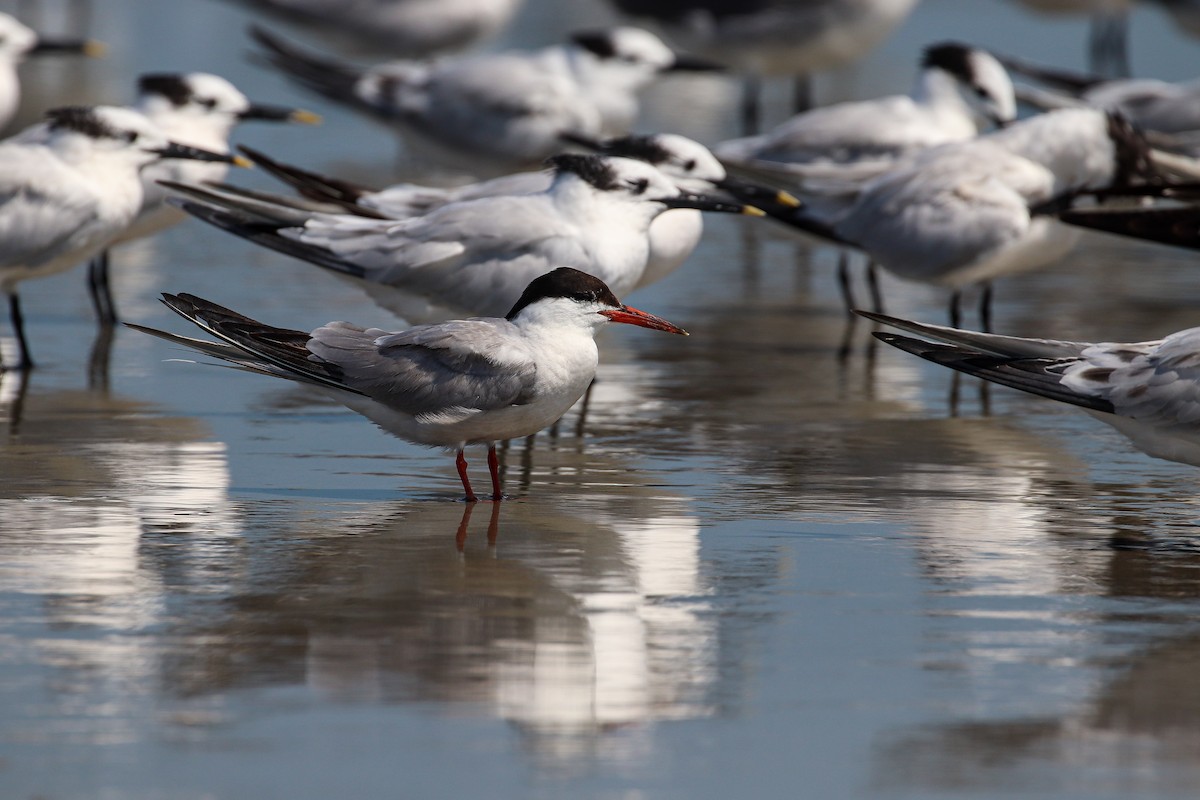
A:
[173,199,369,278]
[1059,205,1200,250]
[873,332,1116,413]
[238,145,376,211]
[249,25,365,103]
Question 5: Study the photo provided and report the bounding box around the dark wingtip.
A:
[1060,206,1200,250]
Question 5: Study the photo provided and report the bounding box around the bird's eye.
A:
[628,178,649,195]
[124,131,139,144]
[683,159,697,172]
[198,98,218,109]
[974,86,991,100]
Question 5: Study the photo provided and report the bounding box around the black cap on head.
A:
[45,106,119,139]
[921,42,976,84]
[571,30,617,59]
[138,74,193,106]
[601,134,672,165]
[506,267,620,320]
[545,153,621,191]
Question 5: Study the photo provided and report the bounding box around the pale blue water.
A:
[4,0,1200,798]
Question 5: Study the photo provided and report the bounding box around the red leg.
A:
[487,444,503,501]
[455,449,478,502]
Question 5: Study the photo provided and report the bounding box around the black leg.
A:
[741,74,762,135]
[837,251,856,315]
[949,290,962,330]
[573,377,595,438]
[7,293,33,371]
[792,74,813,114]
[979,282,993,333]
[866,260,884,314]
[88,250,118,326]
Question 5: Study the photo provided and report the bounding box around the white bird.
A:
[715,42,1018,184]
[250,24,723,172]
[127,267,689,501]
[0,105,243,371]
[232,0,524,57]
[763,107,1158,328]
[234,132,795,290]
[605,0,919,131]
[998,54,1200,151]
[864,310,1200,468]
[87,72,321,326]
[166,153,762,323]
[0,13,103,131]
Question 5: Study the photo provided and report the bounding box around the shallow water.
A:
[6,0,1200,797]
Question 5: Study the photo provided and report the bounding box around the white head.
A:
[135,72,317,140]
[569,26,722,90]
[548,153,753,222]
[504,266,688,337]
[920,43,1017,129]
[41,105,242,171]
[605,133,728,187]
[0,14,37,62]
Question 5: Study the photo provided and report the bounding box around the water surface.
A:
[4,0,1200,797]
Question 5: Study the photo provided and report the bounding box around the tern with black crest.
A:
[87,72,320,326]
[0,106,244,371]
[234,133,792,289]
[166,154,763,323]
[251,25,722,172]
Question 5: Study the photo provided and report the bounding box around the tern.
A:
[0,13,103,131]
[998,53,1200,149]
[250,24,723,172]
[0,106,244,371]
[128,267,688,501]
[88,72,320,326]
[715,42,1017,183]
[166,153,763,323]
[605,0,919,130]
[760,108,1158,328]
[232,0,524,57]
[233,132,794,289]
[863,310,1200,468]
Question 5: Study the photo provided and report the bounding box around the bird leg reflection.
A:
[741,74,762,134]
[1,367,29,433]
[837,251,857,315]
[454,496,502,550]
[866,260,884,314]
[487,444,502,501]
[88,323,114,391]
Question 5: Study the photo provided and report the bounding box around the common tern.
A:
[864,310,1200,468]
[128,267,688,501]
[166,153,762,323]
[88,72,320,326]
[0,106,243,371]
